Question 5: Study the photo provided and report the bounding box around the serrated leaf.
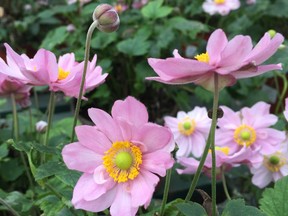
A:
[12,140,31,153]
[90,32,117,49]
[0,143,9,159]
[40,26,69,50]
[0,159,25,181]
[176,202,208,216]
[56,169,81,187]
[35,161,67,180]
[222,199,266,216]
[30,141,57,154]
[259,176,288,216]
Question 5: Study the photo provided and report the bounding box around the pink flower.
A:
[147,29,284,91]
[216,102,285,160]
[284,98,288,121]
[246,0,256,5]
[0,44,107,98]
[164,107,211,158]
[203,0,240,16]
[66,0,91,5]
[0,59,31,107]
[62,96,174,215]
[177,145,258,178]
[35,120,48,133]
[250,139,288,188]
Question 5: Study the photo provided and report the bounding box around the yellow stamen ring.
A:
[194,52,210,63]
[209,146,230,155]
[58,67,70,80]
[214,0,225,4]
[178,117,196,136]
[234,124,256,147]
[103,141,142,183]
[264,152,286,172]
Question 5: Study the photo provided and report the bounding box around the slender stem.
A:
[44,91,55,147]
[0,197,21,216]
[29,107,33,133]
[160,169,172,216]
[221,170,231,201]
[33,88,39,112]
[184,74,220,204]
[71,20,99,142]
[275,72,287,114]
[211,74,219,216]
[11,94,34,188]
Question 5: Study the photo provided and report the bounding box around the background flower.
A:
[203,0,240,16]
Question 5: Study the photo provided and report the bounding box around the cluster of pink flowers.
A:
[168,102,288,188]
[202,0,256,16]
[113,0,148,13]
[0,43,107,106]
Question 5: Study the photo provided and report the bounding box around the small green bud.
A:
[268,29,276,38]
[6,139,14,145]
[93,4,120,33]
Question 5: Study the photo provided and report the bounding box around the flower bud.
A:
[93,4,120,33]
[36,121,48,133]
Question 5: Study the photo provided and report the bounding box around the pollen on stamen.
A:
[58,67,70,80]
[194,52,210,63]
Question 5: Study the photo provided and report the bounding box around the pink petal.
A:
[176,136,192,158]
[190,132,206,158]
[75,125,111,154]
[232,64,282,79]
[133,123,172,153]
[130,171,159,207]
[148,57,214,79]
[74,184,117,212]
[217,106,241,129]
[177,157,199,174]
[62,142,102,173]
[110,184,138,216]
[206,29,228,66]
[142,151,174,176]
[251,166,273,188]
[111,96,148,127]
[88,108,123,142]
[218,35,253,68]
[245,33,284,65]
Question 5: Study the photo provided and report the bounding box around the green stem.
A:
[221,170,231,201]
[0,197,21,216]
[184,74,219,204]
[33,88,39,113]
[29,107,33,133]
[11,94,34,188]
[44,92,55,146]
[211,74,219,216]
[71,20,99,142]
[275,72,287,114]
[160,168,172,216]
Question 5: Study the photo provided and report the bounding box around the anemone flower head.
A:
[250,139,288,188]
[147,29,284,91]
[164,107,211,158]
[203,0,240,16]
[216,102,285,161]
[62,96,174,215]
[0,60,32,107]
[0,44,107,99]
[50,53,107,99]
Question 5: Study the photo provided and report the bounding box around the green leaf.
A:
[222,199,266,216]
[40,26,69,50]
[0,143,9,159]
[11,140,31,153]
[141,0,173,19]
[259,176,288,216]
[90,32,117,49]
[30,141,57,154]
[0,159,25,181]
[56,170,81,187]
[35,161,67,180]
[264,0,288,18]
[176,202,208,216]
[117,37,151,56]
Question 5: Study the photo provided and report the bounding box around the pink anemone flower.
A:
[284,98,288,121]
[216,102,285,159]
[202,0,240,16]
[147,29,284,91]
[164,107,211,158]
[62,96,174,216]
[0,43,107,98]
[0,73,31,107]
[250,139,288,188]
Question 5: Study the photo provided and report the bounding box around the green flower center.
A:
[240,131,251,141]
[115,151,133,170]
[269,155,280,165]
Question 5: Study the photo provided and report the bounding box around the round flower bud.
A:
[92,4,120,33]
[36,121,48,133]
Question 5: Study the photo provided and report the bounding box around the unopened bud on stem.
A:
[93,4,120,33]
